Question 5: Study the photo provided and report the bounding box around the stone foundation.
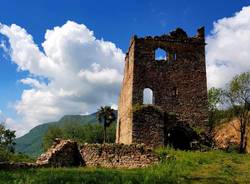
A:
[80,143,159,168]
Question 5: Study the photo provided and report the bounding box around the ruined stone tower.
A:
[116,27,208,149]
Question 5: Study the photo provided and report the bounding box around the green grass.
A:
[1,149,250,184]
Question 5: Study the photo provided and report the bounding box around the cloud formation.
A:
[1,6,250,136]
[0,21,124,136]
[206,6,250,88]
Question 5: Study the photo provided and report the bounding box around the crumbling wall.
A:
[116,40,135,144]
[132,28,208,132]
[36,139,159,168]
[117,27,209,147]
[80,143,159,168]
[36,139,84,167]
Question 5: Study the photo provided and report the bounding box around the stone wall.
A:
[116,40,135,144]
[35,139,159,168]
[132,105,165,147]
[80,143,159,168]
[117,27,209,147]
[36,139,84,167]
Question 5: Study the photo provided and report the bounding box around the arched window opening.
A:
[155,48,167,61]
[173,53,177,60]
[143,88,154,104]
[172,87,178,98]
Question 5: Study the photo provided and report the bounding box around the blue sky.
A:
[0,0,250,136]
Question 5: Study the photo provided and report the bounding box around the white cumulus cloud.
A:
[0,21,124,136]
[1,6,250,136]
[206,6,250,88]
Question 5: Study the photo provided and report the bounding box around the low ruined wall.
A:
[80,143,159,168]
[35,139,159,168]
[36,139,84,167]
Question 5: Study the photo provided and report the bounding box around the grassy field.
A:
[1,149,250,184]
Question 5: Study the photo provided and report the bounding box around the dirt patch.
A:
[213,119,250,153]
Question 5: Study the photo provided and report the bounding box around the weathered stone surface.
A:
[80,143,159,168]
[116,27,208,148]
[36,139,84,167]
[132,105,165,147]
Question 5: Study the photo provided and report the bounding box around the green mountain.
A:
[15,113,99,158]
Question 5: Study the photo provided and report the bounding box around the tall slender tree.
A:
[223,72,250,153]
[208,87,223,134]
[97,106,116,143]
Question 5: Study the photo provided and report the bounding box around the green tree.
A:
[83,124,103,143]
[42,125,63,151]
[106,123,116,143]
[0,122,16,153]
[0,122,16,161]
[97,106,116,143]
[62,122,86,143]
[223,72,250,153]
[42,123,117,150]
[208,87,223,134]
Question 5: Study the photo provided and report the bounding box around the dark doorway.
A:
[167,126,191,150]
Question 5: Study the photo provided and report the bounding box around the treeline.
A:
[43,106,117,150]
[42,123,116,151]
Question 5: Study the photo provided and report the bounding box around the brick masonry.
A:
[116,27,209,147]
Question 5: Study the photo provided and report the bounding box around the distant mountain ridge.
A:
[15,112,99,157]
